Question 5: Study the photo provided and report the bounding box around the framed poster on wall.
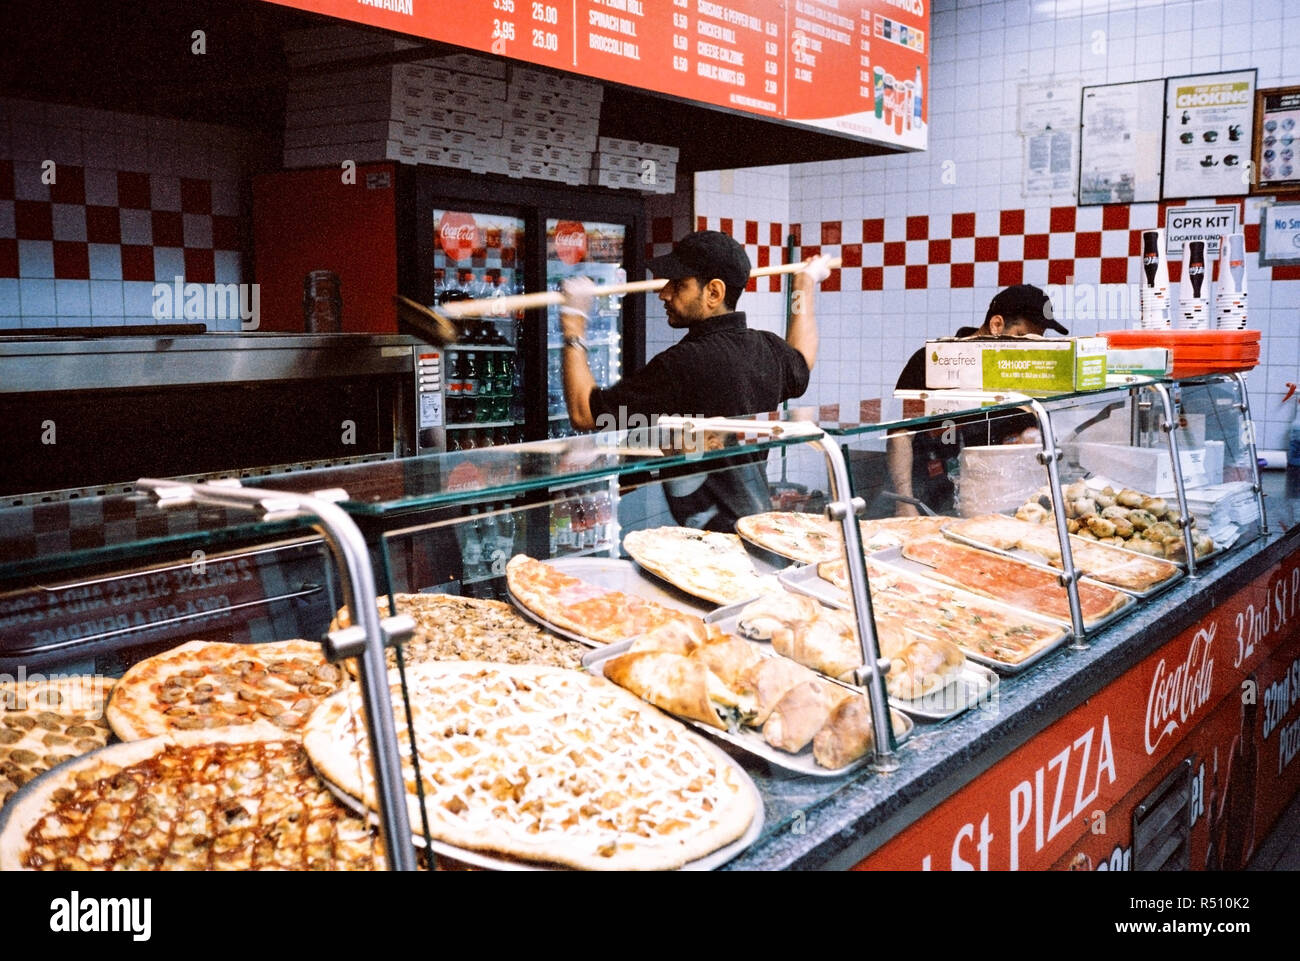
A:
[1259,201,1300,266]
[1161,69,1257,200]
[1253,85,1300,195]
[1078,79,1164,205]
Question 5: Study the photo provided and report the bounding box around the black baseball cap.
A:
[648,230,751,290]
[986,284,1069,335]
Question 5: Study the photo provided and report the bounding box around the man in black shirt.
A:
[887,284,1068,516]
[560,229,830,531]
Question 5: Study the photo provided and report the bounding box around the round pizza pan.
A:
[316,739,765,872]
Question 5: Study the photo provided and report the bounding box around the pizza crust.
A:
[303,661,757,871]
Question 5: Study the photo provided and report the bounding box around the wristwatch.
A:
[562,334,589,353]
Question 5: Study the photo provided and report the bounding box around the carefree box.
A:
[924,336,1108,392]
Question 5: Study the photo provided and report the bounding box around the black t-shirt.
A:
[590,312,811,532]
[588,312,810,424]
[895,327,1037,514]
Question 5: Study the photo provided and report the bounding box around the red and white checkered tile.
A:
[0,159,243,328]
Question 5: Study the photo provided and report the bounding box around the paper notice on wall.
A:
[1019,80,1080,198]
[1079,79,1163,204]
[1162,70,1256,200]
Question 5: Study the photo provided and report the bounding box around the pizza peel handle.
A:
[434,257,844,320]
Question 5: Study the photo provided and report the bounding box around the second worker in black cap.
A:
[886,284,1068,517]
[560,229,831,532]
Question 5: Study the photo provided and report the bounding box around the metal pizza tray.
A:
[583,638,913,777]
[704,594,998,723]
[869,544,1137,635]
[777,563,1070,675]
[940,524,1184,600]
[317,742,764,872]
[506,556,714,648]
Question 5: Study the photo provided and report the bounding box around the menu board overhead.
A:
[263,0,928,149]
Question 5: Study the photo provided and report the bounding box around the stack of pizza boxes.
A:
[493,66,603,185]
[280,26,605,187]
[590,137,679,194]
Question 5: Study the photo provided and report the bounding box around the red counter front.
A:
[857,551,1300,871]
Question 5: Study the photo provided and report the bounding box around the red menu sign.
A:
[261,0,928,148]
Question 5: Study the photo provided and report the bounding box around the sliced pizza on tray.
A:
[506,555,700,645]
[622,527,780,605]
[817,559,1064,667]
[944,514,1181,594]
[897,536,1131,626]
[735,511,954,563]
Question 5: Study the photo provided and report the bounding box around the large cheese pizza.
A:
[505,555,696,645]
[304,661,757,870]
[105,639,346,741]
[1,676,114,809]
[333,593,584,671]
[622,527,779,605]
[0,727,384,871]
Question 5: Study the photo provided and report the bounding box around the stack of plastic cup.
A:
[1214,233,1248,330]
[1138,228,1172,328]
[1178,240,1210,329]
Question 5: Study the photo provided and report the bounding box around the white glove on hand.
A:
[560,276,596,337]
[802,253,833,284]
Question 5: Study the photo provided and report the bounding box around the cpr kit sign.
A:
[1165,204,1239,256]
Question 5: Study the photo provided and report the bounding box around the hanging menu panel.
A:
[262,0,927,149]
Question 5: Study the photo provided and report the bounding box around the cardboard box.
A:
[924,337,1109,392]
[1106,347,1173,377]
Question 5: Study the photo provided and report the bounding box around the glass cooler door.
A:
[430,209,527,452]
[544,218,627,438]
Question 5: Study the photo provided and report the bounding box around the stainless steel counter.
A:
[0,333,423,393]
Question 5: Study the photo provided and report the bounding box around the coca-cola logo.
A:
[553,221,588,265]
[1144,625,1216,755]
[437,211,479,262]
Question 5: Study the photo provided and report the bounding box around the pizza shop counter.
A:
[723,501,1300,871]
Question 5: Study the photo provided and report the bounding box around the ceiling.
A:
[0,0,895,173]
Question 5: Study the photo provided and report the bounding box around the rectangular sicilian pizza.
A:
[897,536,1131,626]
[944,514,1180,593]
[817,559,1063,666]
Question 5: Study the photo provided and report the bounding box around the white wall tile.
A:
[54,279,90,316]
[19,278,56,314]
[0,279,20,314]
[18,240,54,278]
[89,280,124,317]
[50,202,87,242]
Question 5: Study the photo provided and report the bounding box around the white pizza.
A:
[304,661,757,871]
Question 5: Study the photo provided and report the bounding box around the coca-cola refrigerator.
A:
[409,173,646,453]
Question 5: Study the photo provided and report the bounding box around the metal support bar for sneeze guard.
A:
[136,478,417,872]
[1231,373,1269,534]
[1026,400,1089,647]
[655,416,898,769]
[1150,383,1199,577]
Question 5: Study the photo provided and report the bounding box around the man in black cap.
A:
[560,229,831,531]
[886,284,1068,516]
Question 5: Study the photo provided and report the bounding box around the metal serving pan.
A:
[778,563,1070,675]
[702,595,999,723]
[506,556,714,648]
[940,523,1184,600]
[868,544,1136,635]
[584,637,913,778]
